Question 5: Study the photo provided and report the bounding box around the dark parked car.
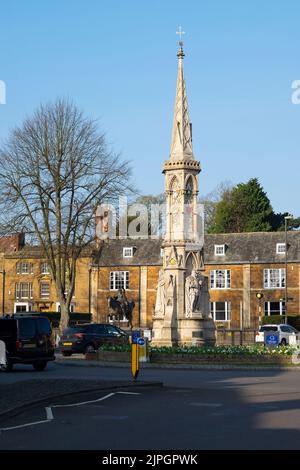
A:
[59,323,129,356]
[0,315,55,372]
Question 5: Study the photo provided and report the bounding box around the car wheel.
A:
[33,361,47,371]
[62,351,72,357]
[281,338,287,346]
[85,344,96,354]
[0,357,13,372]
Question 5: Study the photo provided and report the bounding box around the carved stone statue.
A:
[154,269,166,317]
[185,270,203,317]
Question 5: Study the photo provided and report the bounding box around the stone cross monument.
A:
[152,36,216,347]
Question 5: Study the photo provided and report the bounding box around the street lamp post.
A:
[284,216,293,325]
[0,270,6,317]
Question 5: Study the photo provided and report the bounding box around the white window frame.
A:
[40,262,50,274]
[264,301,286,316]
[14,302,33,313]
[210,301,231,321]
[15,282,33,299]
[16,262,33,275]
[276,243,286,255]
[56,302,75,313]
[264,268,286,289]
[210,270,231,289]
[110,271,130,290]
[123,247,133,258]
[214,244,225,256]
[40,282,50,298]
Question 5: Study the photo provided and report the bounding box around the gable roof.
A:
[92,238,163,267]
[204,232,300,264]
[92,232,300,267]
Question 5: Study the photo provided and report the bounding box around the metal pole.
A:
[2,270,5,317]
[88,268,91,315]
[285,218,288,325]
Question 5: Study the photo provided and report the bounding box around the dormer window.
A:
[276,243,286,255]
[123,247,133,258]
[214,244,225,256]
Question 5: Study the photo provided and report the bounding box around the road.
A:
[1,360,300,449]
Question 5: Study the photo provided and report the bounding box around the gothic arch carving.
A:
[184,174,197,190]
[169,175,179,191]
[185,251,198,274]
[184,176,194,205]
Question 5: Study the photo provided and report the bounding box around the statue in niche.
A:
[154,269,165,317]
[185,270,203,317]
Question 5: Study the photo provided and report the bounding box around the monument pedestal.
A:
[152,316,216,347]
[176,317,216,346]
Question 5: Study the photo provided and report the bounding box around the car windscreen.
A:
[115,327,128,336]
[260,326,278,332]
[0,320,17,338]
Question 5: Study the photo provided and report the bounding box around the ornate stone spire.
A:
[169,40,194,161]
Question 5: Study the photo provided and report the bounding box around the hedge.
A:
[99,344,296,356]
[262,315,300,330]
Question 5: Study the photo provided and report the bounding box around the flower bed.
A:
[150,345,296,356]
[150,345,296,364]
[94,344,298,365]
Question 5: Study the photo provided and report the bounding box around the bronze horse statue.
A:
[107,290,135,329]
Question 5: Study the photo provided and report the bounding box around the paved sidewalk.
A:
[0,378,161,420]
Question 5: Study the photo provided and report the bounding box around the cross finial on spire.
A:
[176,26,185,42]
[176,26,185,58]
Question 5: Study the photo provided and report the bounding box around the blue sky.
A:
[0,0,299,215]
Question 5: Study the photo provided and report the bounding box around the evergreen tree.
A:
[209,178,298,233]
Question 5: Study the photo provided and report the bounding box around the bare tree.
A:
[0,99,133,332]
[200,181,233,232]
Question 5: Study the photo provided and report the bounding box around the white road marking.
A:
[51,392,116,408]
[45,407,54,420]
[0,418,49,432]
[0,391,140,433]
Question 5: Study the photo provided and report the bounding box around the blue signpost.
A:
[265,334,279,345]
[264,332,279,350]
[132,330,140,344]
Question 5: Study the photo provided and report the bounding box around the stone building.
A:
[90,232,300,330]
[0,234,92,317]
[0,231,299,330]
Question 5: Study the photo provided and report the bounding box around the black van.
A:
[0,315,55,372]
